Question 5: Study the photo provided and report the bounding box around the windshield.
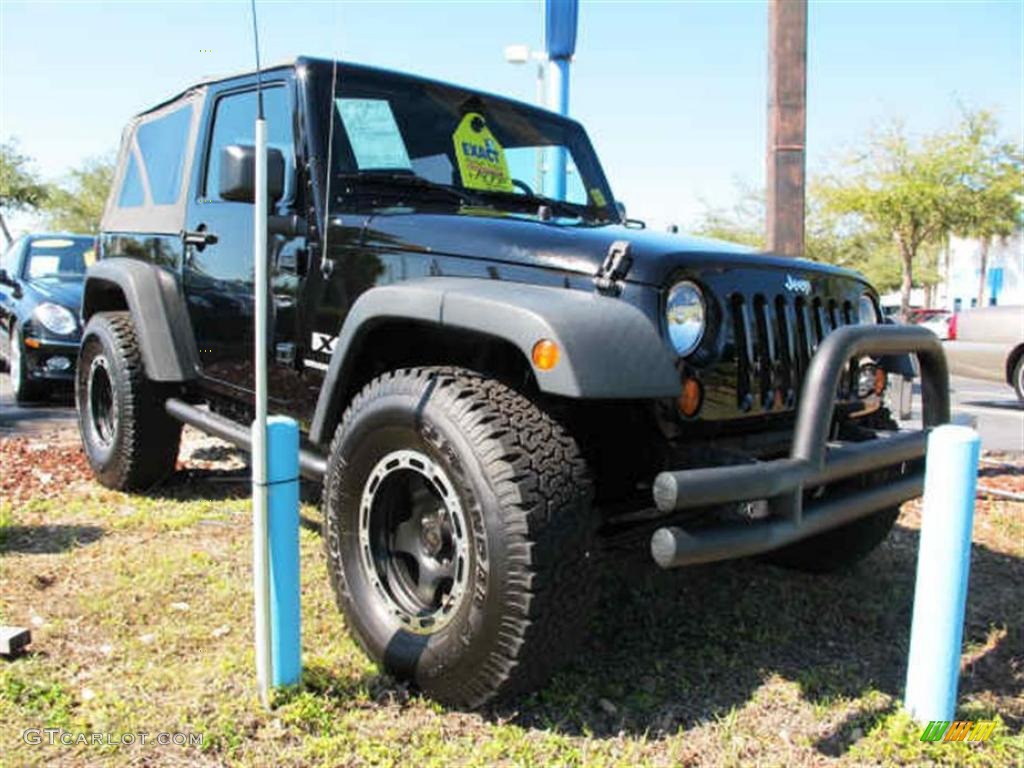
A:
[316,64,617,222]
[23,237,93,280]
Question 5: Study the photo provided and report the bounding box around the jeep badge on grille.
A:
[784,274,812,295]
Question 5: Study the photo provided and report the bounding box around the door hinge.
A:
[595,240,633,295]
[275,342,296,367]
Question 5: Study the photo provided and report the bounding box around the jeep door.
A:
[183,78,304,407]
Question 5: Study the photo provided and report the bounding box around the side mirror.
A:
[0,268,22,298]
[615,201,627,220]
[219,144,285,204]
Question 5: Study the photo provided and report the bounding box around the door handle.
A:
[182,225,218,251]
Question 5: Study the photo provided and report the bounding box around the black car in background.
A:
[0,233,93,402]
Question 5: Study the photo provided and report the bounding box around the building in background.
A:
[882,228,1023,311]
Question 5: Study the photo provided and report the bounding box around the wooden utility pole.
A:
[766,0,808,257]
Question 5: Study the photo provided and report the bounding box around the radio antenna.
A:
[250,0,264,119]
[321,3,341,273]
[249,0,272,710]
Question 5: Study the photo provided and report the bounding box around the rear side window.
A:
[136,106,193,204]
[114,102,194,208]
[118,153,145,207]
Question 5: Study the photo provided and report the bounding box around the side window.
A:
[136,105,193,204]
[115,103,194,209]
[204,87,295,203]
[118,153,145,207]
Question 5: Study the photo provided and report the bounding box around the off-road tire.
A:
[323,367,595,708]
[76,311,182,490]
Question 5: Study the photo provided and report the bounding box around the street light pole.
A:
[504,44,548,194]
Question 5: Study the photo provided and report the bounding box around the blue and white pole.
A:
[544,0,578,201]
[547,56,570,201]
[904,424,981,722]
[266,416,302,687]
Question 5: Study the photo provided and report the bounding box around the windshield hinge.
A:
[595,240,633,295]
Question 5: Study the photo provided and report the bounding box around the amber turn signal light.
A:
[531,339,560,371]
[678,376,703,417]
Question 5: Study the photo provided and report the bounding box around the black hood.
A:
[357,211,869,289]
[22,276,84,311]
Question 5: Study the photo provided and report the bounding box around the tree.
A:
[0,140,48,246]
[820,112,1022,319]
[692,186,765,248]
[948,112,1023,306]
[42,155,115,234]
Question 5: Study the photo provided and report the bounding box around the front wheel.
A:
[323,367,595,708]
[76,311,182,490]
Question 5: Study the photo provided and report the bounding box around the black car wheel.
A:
[323,367,595,708]
[76,311,182,490]
[10,324,46,404]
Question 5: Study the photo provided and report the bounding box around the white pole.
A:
[252,115,271,709]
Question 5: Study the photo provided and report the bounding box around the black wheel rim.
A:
[359,449,469,634]
[88,357,116,447]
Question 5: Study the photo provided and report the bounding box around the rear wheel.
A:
[10,324,46,404]
[323,367,595,707]
[76,311,182,490]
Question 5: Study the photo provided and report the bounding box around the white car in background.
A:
[907,308,953,340]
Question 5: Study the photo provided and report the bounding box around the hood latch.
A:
[594,240,633,295]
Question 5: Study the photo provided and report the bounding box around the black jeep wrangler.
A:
[76,57,949,707]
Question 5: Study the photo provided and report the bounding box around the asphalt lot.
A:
[0,371,1020,451]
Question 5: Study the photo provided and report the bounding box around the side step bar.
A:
[165,398,327,481]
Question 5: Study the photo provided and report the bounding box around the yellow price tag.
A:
[452,112,514,193]
[589,187,607,208]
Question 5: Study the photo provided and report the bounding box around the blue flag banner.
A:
[545,0,579,59]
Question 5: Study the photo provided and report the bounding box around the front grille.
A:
[729,292,857,413]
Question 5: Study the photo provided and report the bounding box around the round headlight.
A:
[666,280,706,356]
[858,294,880,325]
[33,303,77,336]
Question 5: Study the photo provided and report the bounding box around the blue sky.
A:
[1,0,1021,233]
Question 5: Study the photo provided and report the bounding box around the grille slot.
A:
[729,291,859,413]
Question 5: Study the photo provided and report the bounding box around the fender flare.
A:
[308,277,680,445]
[82,258,199,382]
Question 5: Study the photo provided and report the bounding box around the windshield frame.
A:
[304,60,620,224]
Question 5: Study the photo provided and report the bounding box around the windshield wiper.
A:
[476,189,595,221]
[336,172,486,208]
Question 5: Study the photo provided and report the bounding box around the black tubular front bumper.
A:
[650,325,950,569]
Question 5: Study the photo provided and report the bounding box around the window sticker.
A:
[589,187,607,207]
[452,113,514,193]
[335,98,412,171]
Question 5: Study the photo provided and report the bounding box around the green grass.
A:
[1,465,1021,766]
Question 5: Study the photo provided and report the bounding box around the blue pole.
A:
[904,424,981,722]
[548,56,570,200]
[266,415,302,687]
